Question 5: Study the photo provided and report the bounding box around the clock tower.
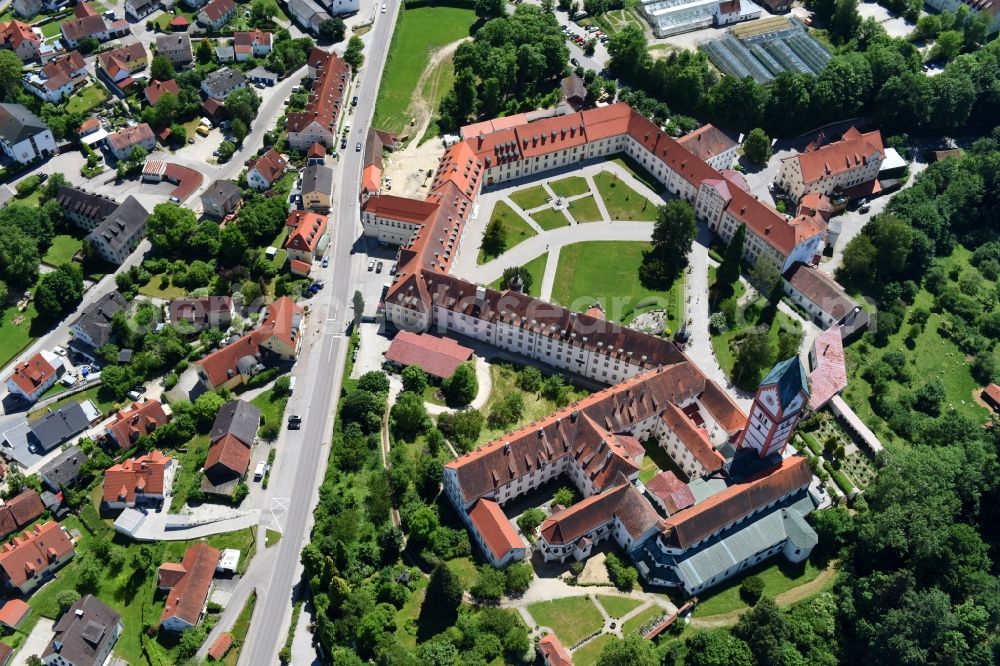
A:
[735,357,810,459]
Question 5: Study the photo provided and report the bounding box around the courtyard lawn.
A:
[531,207,571,231]
[692,558,824,617]
[0,300,41,369]
[551,241,683,325]
[567,195,603,223]
[611,156,663,193]
[372,5,476,135]
[65,85,108,115]
[596,595,644,618]
[527,597,604,647]
[477,201,537,264]
[593,171,659,221]
[488,251,548,298]
[42,234,83,267]
[547,175,591,198]
[39,20,63,38]
[711,308,801,388]
[638,437,692,484]
[572,632,616,666]
[509,185,551,211]
[28,385,117,421]
[445,557,479,589]
[621,604,665,635]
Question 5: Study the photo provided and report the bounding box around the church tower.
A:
[735,357,810,459]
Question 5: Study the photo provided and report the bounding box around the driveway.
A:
[11,618,54,666]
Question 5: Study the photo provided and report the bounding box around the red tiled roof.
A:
[782,262,858,321]
[199,0,235,22]
[4,491,44,530]
[157,561,186,589]
[62,14,107,43]
[107,123,154,153]
[538,634,572,666]
[160,543,220,627]
[540,478,659,545]
[384,331,472,379]
[362,164,381,194]
[79,117,100,134]
[307,142,326,158]
[0,521,74,587]
[0,599,29,629]
[645,471,694,514]
[208,633,233,660]
[677,123,738,162]
[75,2,97,17]
[984,384,1000,410]
[7,352,58,396]
[169,15,190,26]
[163,163,203,200]
[248,148,288,185]
[102,451,174,504]
[233,28,271,48]
[283,210,328,254]
[287,49,349,137]
[361,194,438,225]
[203,433,251,478]
[808,326,847,410]
[661,402,725,473]
[468,498,523,562]
[0,20,39,49]
[144,79,179,106]
[106,400,169,450]
[790,127,884,185]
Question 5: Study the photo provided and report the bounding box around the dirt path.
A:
[405,37,469,145]
[688,565,838,629]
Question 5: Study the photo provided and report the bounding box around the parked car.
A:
[53,346,67,357]
[376,261,384,273]
[356,142,362,152]
[570,57,579,66]
[321,256,330,268]
[341,138,347,149]
[288,414,302,430]
[368,260,375,271]
[352,96,358,106]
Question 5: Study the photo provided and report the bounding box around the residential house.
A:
[5,350,64,403]
[158,543,220,631]
[194,296,304,390]
[306,142,325,165]
[233,28,271,60]
[327,0,360,14]
[60,3,129,49]
[168,296,235,332]
[0,599,30,632]
[12,0,42,19]
[246,148,288,191]
[198,0,236,28]
[126,0,160,20]
[782,262,869,339]
[144,78,179,106]
[360,128,397,197]
[287,0,331,33]
[101,450,176,510]
[200,66,245,100]
[39,446,88,491]
[84,195,149,264]
[69,291,128,348]
[104,399,169,450]
[22,51,88,103]
[677,123,740,171]
[301,164,333,212]
[284,210,328,275]
[154,33,192,66]
[0,103,55,163]
[384,331,472,381]
[0,20,42,61]
[41,595,122,666]
[0,490,45,540]
[538,634,572,666]
[28,400,100,453]
[777,127,885,202]
[560,72,586,110]
[97,42,147,87]
[37,41,67,64]
[106,123,156,160]
[287,48,349,149]
[200,179,242,219]
[202,399,260,496]
[0,521,75,594]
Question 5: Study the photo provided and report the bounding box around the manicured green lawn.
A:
[372,5,476,134]
[567,195,604,223]
[611,156,663,193]
[0,300,41,370]
[477,201,537,264]
[596,595,644,618]
[509,185,551,211]
[621,604,665,635]
[531,207,571,231]
[39,20,63,38]
[168,433,210,512]
[138,273,188,299]
[692,558,824,617]
[638,437,691,483]
[548,176,591,198]
[488,251,547,297]
[445,557,479,589]
[42,234,83,267]
[65,85,108,115]
[573,632,616,666]
[527,597,604,647]
[593,171,658,221]
[29,385,117,421]
[552,241,683,325]
[250,386,289,430]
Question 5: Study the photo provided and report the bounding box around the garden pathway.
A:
[422,355,493,415]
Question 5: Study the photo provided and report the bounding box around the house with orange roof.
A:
[233,29,271,60]
[104,399,170,450]
[676,123,739,171]
[198,0,236,29]
[284,210,329,276]
[158,543,220,631]
[5,350,63,403]
[0,490,46,540]
[194,297,304,390]
[247,148,288,191]
[538,634,572,666]
[101,451,176,510]
[0,521,75,594]
[144,79,180,107]
[22,51,87,103]
[777,127,885,202]
[287,48,349,150]
[202,399,260,496]
[0,19,41,61]
[106,123,156,160]
[0,598,30,630]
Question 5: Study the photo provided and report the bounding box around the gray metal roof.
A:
[29,401,92,452]
[0,103,49,145]
[686,476,728,504]
[39,445,88,490]
[210,399,261,446]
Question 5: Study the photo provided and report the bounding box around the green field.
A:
[372,5,476,135]
[65,85,108,115]
[509,185,551,211]
[551,241,683,325]
[531,207,571,231]
[42,234,83,267]
[621,604,664,635]
[572,633,616,666]
[611,156,663,193]
[445,557,479,589]
[596,595,644,618]
[548,176,591,198]
[567,195,603,223]
[488,251,548,298]
[692,558,824,617]
[527,597,604,647]
[478,201,537,264]
[0,300,41,369]
[138,273,188,299]
[593,171,659,221]
[28,385,117,421]
[393,574,428,652]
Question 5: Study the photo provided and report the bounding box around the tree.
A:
[225,88,261,128]
[391,391,429,441]
[504,561,533,596]
[639,200,696,289]
[470,565,506,602]
[147,203,198,256]
[232,118,248,145]
[517,366,543,392]
[553,487,574,506]
[488,392,524,428]
[401,365,428,394]
[56,589,81,615]
[318,18,346,42]
[217,140,236,163]
[358,370,390,394]
[75,559,102,594]
[481,218,507,258]
[192,391,226,430]
[34,263,84,319]
[475,0,506,19]
[0,228,39,291]
[341,390,385,432]
[732,598,788,664]
[596,634,659,666]
[914,379,946,415]
[542,0,555,11]
[740,575,765,605]
[930,29,963,62]
[742,128,772,164]
[500,265,533,293]
[352,290,365,327]
[733,328,773,391]
[343,35,365,69]
[436,409,484,451]
[418,564,463,639]
[197,37,214,64]
[150,55,175,82]
[443,362,478,407]
[716,223,745,289]
[684,631,753,666]
[0,50,23,98]
[250,0,280,23]
[840,234,877,281]
[748,255,782,296]
[516,508,546,534]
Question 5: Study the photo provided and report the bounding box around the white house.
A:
[0,103,55,163]
[777,127,885,202]
[5,350,64,403]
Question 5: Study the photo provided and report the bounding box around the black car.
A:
[341,138,347,149]
[352,96,358,106]
[288,414,302,429]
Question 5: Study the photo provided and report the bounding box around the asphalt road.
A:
[234,4,401,663]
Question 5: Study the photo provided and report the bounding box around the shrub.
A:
[232,483,249,505]
[504,561,534,597]
[16,175,41,197]
[516,508,546,535]
[605,553,638,591]
[739,575,765,605]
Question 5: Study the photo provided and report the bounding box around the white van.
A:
[253,462,266,481]
[288,377,296,392]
